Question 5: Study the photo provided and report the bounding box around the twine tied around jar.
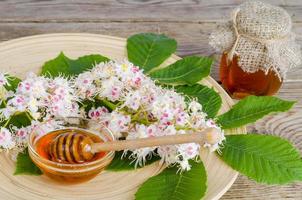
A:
[209,1,301,80]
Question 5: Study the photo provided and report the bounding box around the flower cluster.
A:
[73,60,225,170]
[0,59,225,171]
[0,73,79,152]
[1,73,79,120]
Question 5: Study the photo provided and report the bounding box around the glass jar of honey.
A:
[219,53,282,99]
[209,1,301,99]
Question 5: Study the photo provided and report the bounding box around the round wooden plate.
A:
[0,33,245,200]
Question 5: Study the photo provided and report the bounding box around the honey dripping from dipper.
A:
[35,129,107,164]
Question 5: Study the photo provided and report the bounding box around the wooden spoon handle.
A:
[90,128,218,153]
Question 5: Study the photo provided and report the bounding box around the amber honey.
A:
[220,53,282,99]
[35,129,106,163]
[30,128,113,184]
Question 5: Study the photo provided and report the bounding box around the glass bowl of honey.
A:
[28,117,115,184]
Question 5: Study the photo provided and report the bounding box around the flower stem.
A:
[97,97,118,111]
[175,125,194,131]
[25,112,34,121]
[2,116,12,128]
[101,99,117,110]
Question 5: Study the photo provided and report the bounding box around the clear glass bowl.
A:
[28,117,115,184]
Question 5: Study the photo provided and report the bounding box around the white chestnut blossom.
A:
[0,59,224,171]
[0,73,9,88]
[77,60,224,170]
[74,71,97,99]
[0,73,13,108]
[88,106,109,121]
[178,143,200,160]
[106,111,131,138]
[0,73,80,121]
[10,123,35,151]
[157,145,179,165]
[126,124,156,167]
[188,100,203,114]
[0,127,15,149]
[99,77,124,101]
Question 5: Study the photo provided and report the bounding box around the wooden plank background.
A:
[0,0,301,199]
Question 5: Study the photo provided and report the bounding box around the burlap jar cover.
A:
[209,1,301,80]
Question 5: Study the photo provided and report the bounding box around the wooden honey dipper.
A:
[48,128,221,164]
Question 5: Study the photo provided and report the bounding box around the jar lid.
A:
[209,1,301,79]
[236,1,292,40]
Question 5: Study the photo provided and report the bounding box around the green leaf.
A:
[149,56,212,85]
[135,161,207,200]
[106,151,160,171]
[220,134,302,184]
[11,113,32,128]
[14,149,42,175]
[0,112,32,128]
[127,33,177,73]
[216,96,295,129]
[4,75,21,92]
[41,52,109,77]
[175,84,222,118]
